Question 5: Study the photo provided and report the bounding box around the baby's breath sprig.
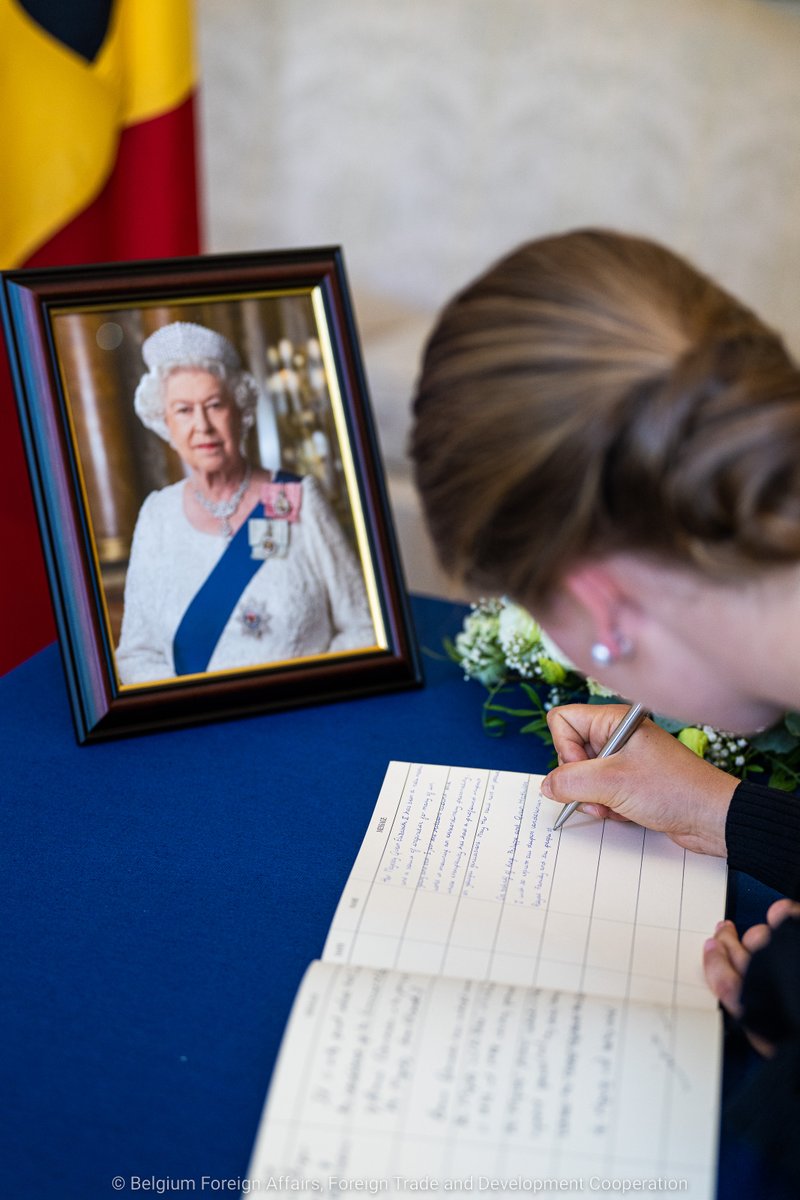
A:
[448,597,800,789]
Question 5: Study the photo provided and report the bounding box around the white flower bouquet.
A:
[447,597,800,789]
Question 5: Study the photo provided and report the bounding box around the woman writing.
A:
[411,229,800,1185]
[116,321,374,684]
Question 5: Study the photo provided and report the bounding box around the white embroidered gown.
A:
[115,476,377,685]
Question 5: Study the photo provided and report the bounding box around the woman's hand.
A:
[541,703,737,855]
[703,900,800,1057]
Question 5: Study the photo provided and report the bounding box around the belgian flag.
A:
[1,0,201,673]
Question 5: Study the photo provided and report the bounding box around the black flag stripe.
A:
[17,0,115,63]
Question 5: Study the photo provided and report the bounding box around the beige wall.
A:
[196,0,800,596]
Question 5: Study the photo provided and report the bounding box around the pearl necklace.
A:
[193,464,252,538]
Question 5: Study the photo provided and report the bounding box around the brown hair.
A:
[411,229,800,607]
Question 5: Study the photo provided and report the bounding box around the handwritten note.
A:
[246,762,727,1198]
[249,962,720,1194]
[323,762,726,1008]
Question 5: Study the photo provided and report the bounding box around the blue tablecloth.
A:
[0,595,788,1198]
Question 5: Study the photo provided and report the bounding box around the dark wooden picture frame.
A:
[1,248,421,742]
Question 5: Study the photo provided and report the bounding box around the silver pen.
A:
[551,702,649,831]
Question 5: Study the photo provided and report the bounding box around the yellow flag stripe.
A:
[98,0,196,126]
[0,0,196,267]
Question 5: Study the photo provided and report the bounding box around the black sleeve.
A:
[741,917,800,1043]
[725,780,800,900]
[725,919,800,1190]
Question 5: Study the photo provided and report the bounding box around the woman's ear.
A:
[562,561,637,664]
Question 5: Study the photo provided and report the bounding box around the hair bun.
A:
[412,228,800,605]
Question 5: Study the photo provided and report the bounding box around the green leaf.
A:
[442,637,461,664]
[482,713,507,737]
[519,719,549,736]
[750,727,800,754]
[652,713,686,734]
[767,768,796,791]
[784,711,800,737]
[485,704,538,718]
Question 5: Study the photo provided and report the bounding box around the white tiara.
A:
[141,322,241,371]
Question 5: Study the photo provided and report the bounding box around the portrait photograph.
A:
[2,249,421,740]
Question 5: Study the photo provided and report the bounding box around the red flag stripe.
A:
[25,93,202,268]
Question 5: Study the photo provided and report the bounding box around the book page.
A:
[246,959,721,1198]
[322,762,727,1009]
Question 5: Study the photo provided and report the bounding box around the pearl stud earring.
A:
[591,642,614,666]
[590,635,634,667]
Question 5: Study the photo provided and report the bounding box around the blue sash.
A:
[173,471,300,676]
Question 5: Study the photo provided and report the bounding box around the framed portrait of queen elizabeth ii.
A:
[1,248,421,742]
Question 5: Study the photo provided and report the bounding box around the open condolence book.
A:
[246,762,727,1198]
